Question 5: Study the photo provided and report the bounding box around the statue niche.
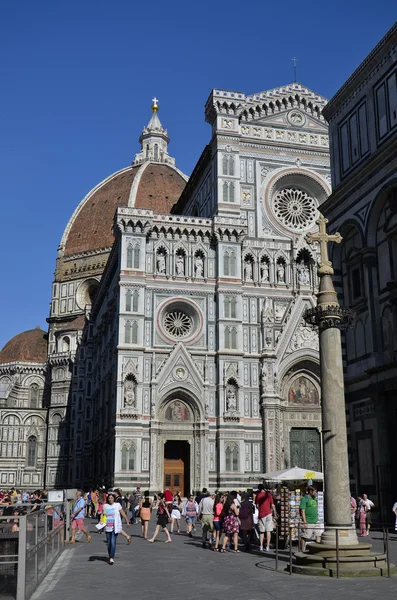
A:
[225,380,238,415]
[123,375,137,410]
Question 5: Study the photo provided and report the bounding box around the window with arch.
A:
[121,445,136,471]
[29,384,40,408]
[229,182,235,203]
[224,296,237,318]
[145,144,149,158]
[125,321,131,344]
[127,245,140,269]
[27,436,37,467]
[225,444,239,472]
[225,326,237,349]
[223,182,228,203]
[154,144,159,160]
[224,250,237,277]
[222,155,234,176]
[126,289,132,311]
[131,322,138,344]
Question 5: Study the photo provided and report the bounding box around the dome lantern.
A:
[133,98,176,167]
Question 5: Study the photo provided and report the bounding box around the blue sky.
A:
[0,1,395,348]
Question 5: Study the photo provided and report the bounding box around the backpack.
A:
[239,501,251,520]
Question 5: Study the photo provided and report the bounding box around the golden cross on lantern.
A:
[305,215,342,266]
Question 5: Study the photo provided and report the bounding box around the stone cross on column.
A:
[306,215,342,275]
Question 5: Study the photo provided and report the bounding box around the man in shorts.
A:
[300,486,321,551]
[68,490,91,544]
[255,484,277,552]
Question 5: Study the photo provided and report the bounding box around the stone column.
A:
[305,216,358,546]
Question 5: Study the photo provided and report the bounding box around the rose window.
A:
[163,310,193,338]
[273,188,317,231]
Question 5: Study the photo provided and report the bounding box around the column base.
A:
[321,525,359,546]
[291,537,395,577]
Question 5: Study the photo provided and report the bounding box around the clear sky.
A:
[0,1,395,348]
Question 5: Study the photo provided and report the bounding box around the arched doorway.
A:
[151,393,208,495]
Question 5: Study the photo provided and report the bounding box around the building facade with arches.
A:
[0,84,330,491]
[322,23,397,514]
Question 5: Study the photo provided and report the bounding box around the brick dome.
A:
[62,162,187,256]
[0,327,48,364]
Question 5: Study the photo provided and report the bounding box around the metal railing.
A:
[259,522,394,578]
[0,503,66,600]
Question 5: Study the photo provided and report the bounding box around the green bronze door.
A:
[290,428,321,472]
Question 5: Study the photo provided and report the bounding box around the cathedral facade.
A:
[0,84,330,493]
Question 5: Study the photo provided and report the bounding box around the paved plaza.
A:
[30,517,397,600]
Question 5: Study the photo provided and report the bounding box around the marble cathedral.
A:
[0,84,331,493]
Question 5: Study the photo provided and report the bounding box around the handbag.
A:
[95,522,106,530]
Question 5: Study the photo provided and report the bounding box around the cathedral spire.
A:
[133,98,176,166]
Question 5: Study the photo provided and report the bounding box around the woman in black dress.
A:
[148,493,172,543]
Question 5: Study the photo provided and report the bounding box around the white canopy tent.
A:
[261,466,323,481]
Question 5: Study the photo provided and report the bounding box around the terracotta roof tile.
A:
[57,314,87,332]
[0,327,48,364]
[135,164,186,213]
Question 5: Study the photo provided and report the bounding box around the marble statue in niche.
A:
[124,377,136,408]
[261,261,269,282]
[297,261,310,285]
[176,255,185,276]
[157,253,166,274]
[195,255,203,277]
[277,262,285,283]
[226,386,237,411]
[244,260,253,280]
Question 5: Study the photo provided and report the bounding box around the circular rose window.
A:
[273,188,317,231]
[164,310,192,338]
[157,298,203,344]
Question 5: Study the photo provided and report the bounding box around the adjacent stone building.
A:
[0,84,331,492]
[322,23,397,519]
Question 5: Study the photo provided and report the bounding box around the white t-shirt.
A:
[104,503,123,533]
[363,499,374,511]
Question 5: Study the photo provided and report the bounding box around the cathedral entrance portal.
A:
[164,441,190,496]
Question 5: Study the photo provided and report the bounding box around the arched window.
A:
[222,155,228,175]
[133,246,140,269]
[126,289,132,311]
[230,253,236,277]
[231,327,237,349]
[121,446,127,470]
[131,322,138,344]
[128,446,135,470]
[224,297,230,318]
[229,156,234,176]
[132,290,139,312]
[230,296,237,319]
[154,144,159,160]
[125,322,131,344]
[127,246,133,268]
[27,436,37,467]
[225,446,232,471]
[29,384,39,408]
[225,327,230,348]
[223,182,228,203]
[224,252,230,276]
[145,144,149,158]
[229,182,235,203]
[225,444,239,472]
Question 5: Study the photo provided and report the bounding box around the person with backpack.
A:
[239,492,254,552]
[255,484,277,552]
[299,486,321,551]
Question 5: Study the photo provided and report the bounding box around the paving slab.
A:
[30,519,397,600]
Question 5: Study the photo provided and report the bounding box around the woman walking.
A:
[182,494,199,538]
[103,491,130,564]
[148,493,172,543]
[213,492,224,551]
[96,491,105,533]
[239,493,254,552]
[221,495,240,553]
[139,491,153,539]
[170,494,182,534]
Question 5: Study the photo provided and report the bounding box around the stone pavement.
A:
[31,517,397,600]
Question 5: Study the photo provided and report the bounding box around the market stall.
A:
[261,466,324,545]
